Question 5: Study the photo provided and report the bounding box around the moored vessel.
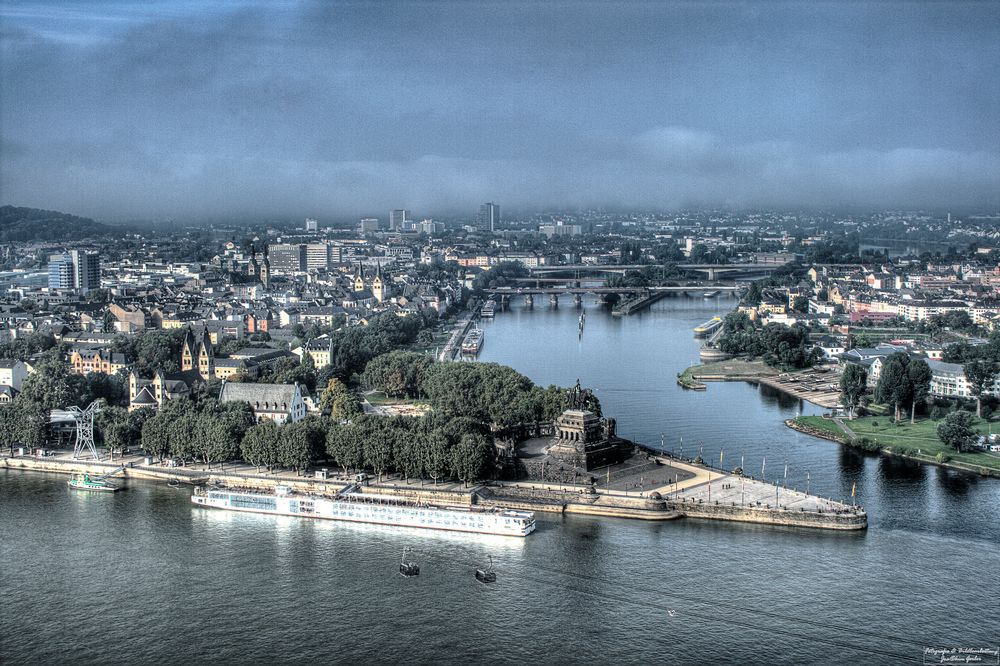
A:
[68,473,119,492]
[461,325,485,355]
[693,316,722,337]
[481,300,496,318]
[192,484,536,537]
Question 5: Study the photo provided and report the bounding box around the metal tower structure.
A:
[50,401,103,461]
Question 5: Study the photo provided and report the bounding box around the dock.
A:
[655,457,866,530]
[4,446,866,531]
[611,291,668,316]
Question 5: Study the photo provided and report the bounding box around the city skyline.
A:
[1,0,998,220]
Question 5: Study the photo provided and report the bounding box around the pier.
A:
[5,447,866,530]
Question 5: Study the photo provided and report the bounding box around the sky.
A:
[1,0,999,221]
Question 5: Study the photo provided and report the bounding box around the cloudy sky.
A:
[2,0,998,220]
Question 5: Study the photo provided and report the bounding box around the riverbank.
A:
[786,416,1000,478]
[678,359,843,408]
[3,448,866,530]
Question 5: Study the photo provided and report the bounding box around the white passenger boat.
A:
[192,485,536,537]
[461,325,484,355]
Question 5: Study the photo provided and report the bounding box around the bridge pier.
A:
[549,294,559,307]
[500,295,510,310]
[525,294,533,308]
[574,293,582,307]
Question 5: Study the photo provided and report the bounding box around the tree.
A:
[16,350,85,411]
[937,411,978,452]
[279,416,327,474]
[792,296,809,313]
[450,433,493,487]
[320,378,361,421]
[423,432,451,485]
[963,358,997,418]
[326,422,364,472]
[98,406,136,462]
[240,420,281,472]
[907,359,932,424]
[839,364,868,419]
[874,353,912,422]
[361,351,432,398]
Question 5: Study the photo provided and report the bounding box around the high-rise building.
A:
[360,218,380,234]
[389,209,410,231]
[269,243,307,273]
[479,203,500,231]
[304,243,332,271]
[420,219,444,235]
[49,250,101,292]
[305,218,319,232]
[48,253,75,290]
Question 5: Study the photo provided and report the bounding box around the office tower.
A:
[479,203,500,231]
[305,218,318,232]
[328,243,344,264]
[420,219,444,235]
[48,253,75,290]
[304,243,332,271]
[360,218,380,234]
[49,250,100,292]
[71,250,101,291]
[269,243,307,273]
[389,209,410,231]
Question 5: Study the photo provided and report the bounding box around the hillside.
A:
[0,206,111,242]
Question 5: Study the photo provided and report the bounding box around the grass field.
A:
[364,391,426,407]
[795,415,1000,473]
[680,359,778,382]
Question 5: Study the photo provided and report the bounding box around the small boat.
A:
[167,478,182,489]
[68,473,118,493]
[399,547,420,577]
[475,555,496,583]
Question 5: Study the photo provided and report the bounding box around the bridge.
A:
[485,284,741,311]
[526,263,788,280]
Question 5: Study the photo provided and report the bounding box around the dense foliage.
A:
[717,312,819,369]
[0,205,111,242]
[873,353,932,422]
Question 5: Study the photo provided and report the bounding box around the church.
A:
[347,261,387,306]
[226,244,271,294]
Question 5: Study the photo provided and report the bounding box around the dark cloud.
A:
[1,0,998,220]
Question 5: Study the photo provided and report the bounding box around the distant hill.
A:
[0,206,112,242]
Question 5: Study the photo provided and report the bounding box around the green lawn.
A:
[364,391,425,407]
[681,359,780,379]
[795,415,1000,473]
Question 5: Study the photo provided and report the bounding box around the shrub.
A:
[936,452,951,464]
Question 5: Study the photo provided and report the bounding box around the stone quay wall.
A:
[668,497,868,530]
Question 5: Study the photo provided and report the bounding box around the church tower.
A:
[372,262,384,303]
[247,244,259,278]
[353,261,366,292]
[181,327,196,372]
[259,244,271,289]
[196,328,215,380]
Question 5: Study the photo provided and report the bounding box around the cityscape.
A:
[1,2,999,665]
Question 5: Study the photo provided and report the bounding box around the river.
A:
[2,296,998,665]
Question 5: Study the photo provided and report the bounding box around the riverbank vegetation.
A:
[793,415,1000,474]
[716,312,820,370]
